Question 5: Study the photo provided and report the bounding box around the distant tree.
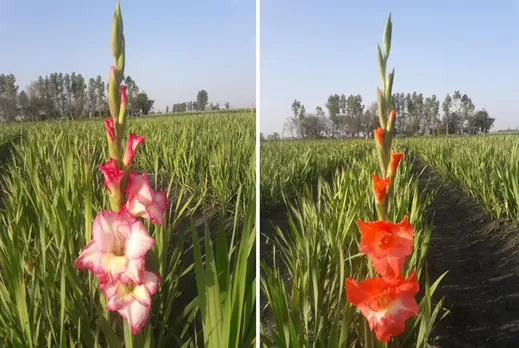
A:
[134,92,154,115]
[225,102,230,109]
[95,75,107,117]
[326,94,341,136]
[17,90,29,120]
[339,94,347,115]
[442,93,453,134]
[0,74,19,122]
[260,132,265,141]
[124,76,139,115]
[86,78,97,118]
[165,105,169,114]
[473,109,495,133]
[197,90,208,111]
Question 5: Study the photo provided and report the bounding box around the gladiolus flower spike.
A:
[74,1,166,335]
[345,14,420,343]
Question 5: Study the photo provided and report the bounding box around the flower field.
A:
[259,13,519,347]
[0,111,256,347]
[260,132,519,346]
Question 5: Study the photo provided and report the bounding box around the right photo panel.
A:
[259,1,518,347]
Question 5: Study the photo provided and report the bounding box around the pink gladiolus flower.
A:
[74,210,155,284]
[99,158,124,195]
[123,133,145,167]
[104,118,115,141]
[99,271,162,334]
[126,172,167,225]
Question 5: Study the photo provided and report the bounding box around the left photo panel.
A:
[0,1,256,347]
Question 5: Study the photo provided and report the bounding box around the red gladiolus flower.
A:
[104,118,115,142]
[372,173,390,202]
[345,271,419,342]
[99,158,124,195]
[389,109,396,121]
[357,216,414,277]
[389,151,404,176]
[374,127,384,147]
[123,133,145,167]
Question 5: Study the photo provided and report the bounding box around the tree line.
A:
[0,73,157,122]
[281,91,495,139]
[166,89,232,114]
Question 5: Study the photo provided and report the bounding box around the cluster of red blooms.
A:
[74,84,167,334]
[345,112,420,342]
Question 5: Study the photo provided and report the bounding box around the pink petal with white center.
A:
[74,240,105,274]
[92,211,132,252]
[127,172,153,204]
[101,254,129,278]
[124,221,155,259]
[132,284,152,307]
[106,284,135,311]
[100,275,119,299]
[123,134,145,167]
[118,300,150,335]
[119,258,145,284]
[125,195,147,218]
[144,271,162,295]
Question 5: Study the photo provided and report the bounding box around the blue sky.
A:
[260,0,519,134]
[0,0,255,111]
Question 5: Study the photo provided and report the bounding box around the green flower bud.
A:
[108,66,120,121]
[111,1,123,61]
[377,44,386,86]
[385,68,394,107]
[383,13,392,58]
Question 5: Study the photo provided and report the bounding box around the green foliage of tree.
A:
[197,89,208,111]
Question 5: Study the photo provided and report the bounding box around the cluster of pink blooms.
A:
[74,86,167,334]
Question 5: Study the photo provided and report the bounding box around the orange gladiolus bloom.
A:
[357,216,414,277]
[389,109,396,121]
[389,151,404,176]
[345,271,419,342]
[371,174,390,202]
[374,127,384,147]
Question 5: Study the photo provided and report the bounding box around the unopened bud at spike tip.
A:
[111,1,123,61]
[383,13,392,58]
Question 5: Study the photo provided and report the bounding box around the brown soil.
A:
[418,161,519,348]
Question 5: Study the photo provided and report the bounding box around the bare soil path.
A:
[418,160,519,348]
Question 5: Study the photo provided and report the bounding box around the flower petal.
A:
[119,258,145,284]
[144,271,162,295]
[123,134,145,167]
[132,284,151,307]
[74,240,105,274]
[126,195,147,218]
[101,253,129,278]
[124,221,154,259]
[106,284,135,311]
[100,275,120,299]
[118,300,150,335]
[127,172,153,204]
